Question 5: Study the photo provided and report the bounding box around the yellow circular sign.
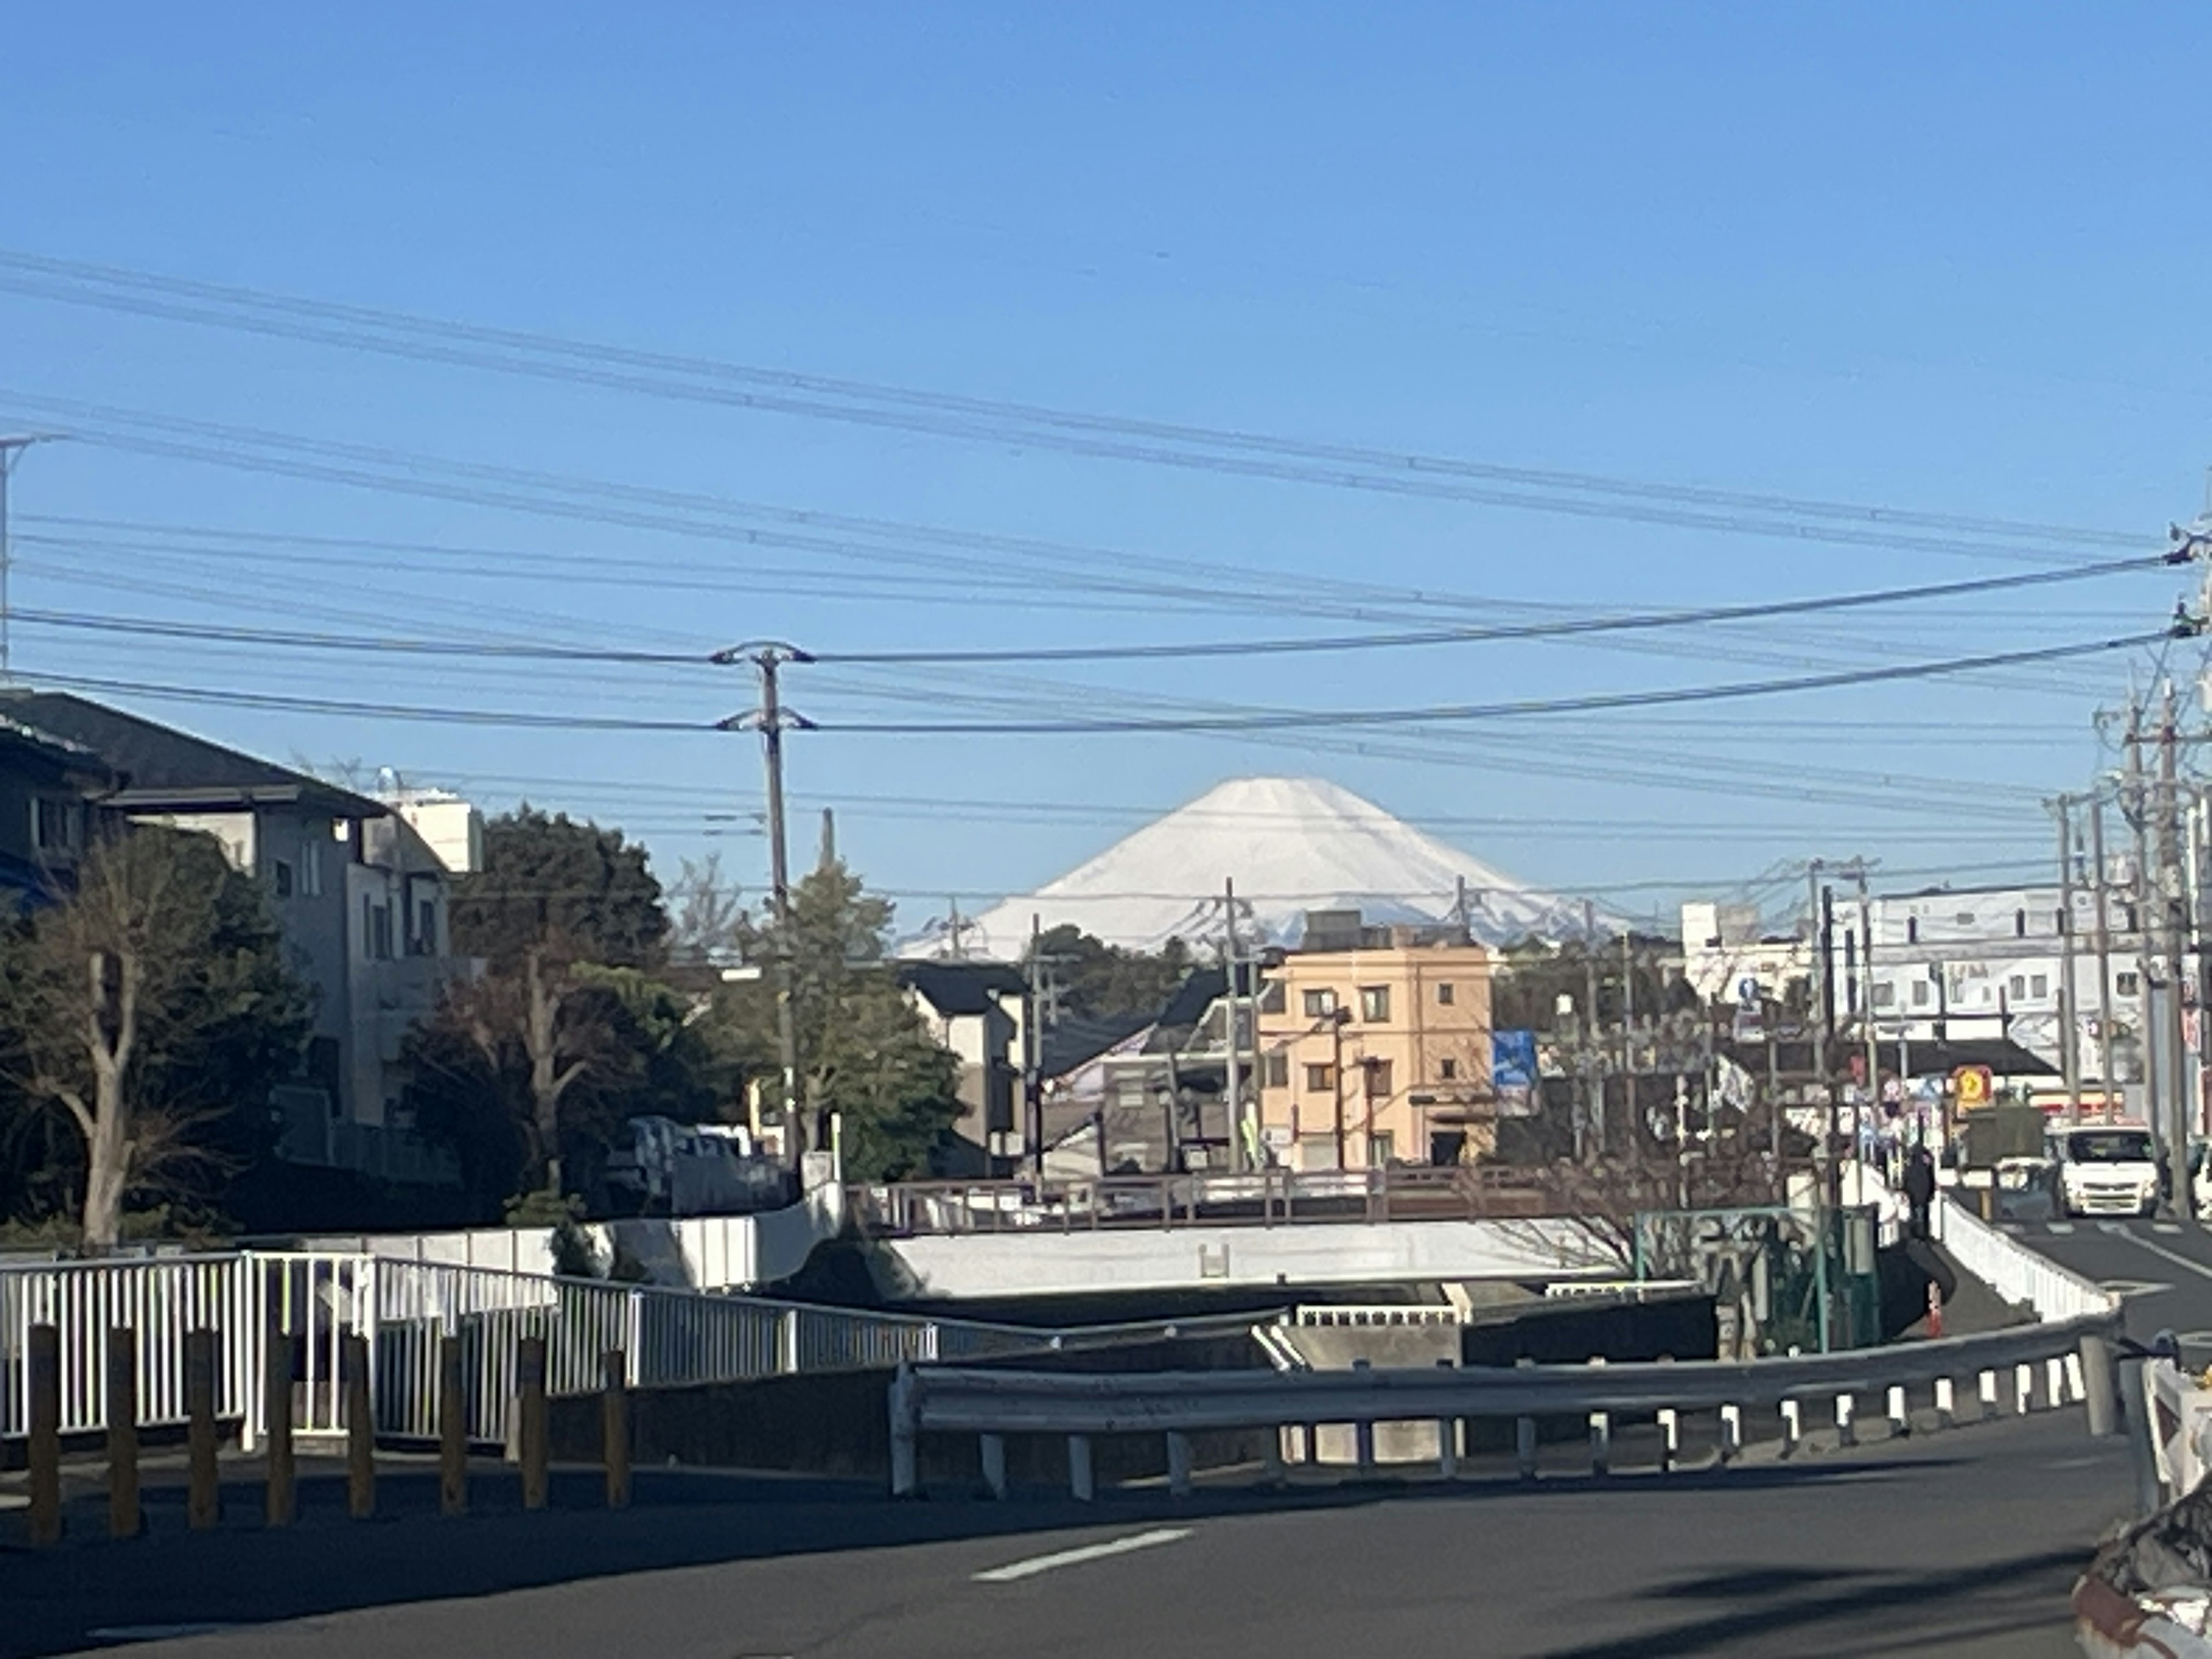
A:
[1954,1066,1991,1108]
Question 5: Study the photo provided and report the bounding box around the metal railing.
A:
[846,1165,1563,1237]
[2,1249,1277,1449]
[891,1308,2124,1497]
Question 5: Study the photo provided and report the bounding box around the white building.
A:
[0,693,483,1184]
[1684,880,2152,1089]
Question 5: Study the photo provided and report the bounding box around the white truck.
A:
[2048,1123,2160,1219]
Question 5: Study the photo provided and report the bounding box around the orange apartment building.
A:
[1255,917,1495,1170]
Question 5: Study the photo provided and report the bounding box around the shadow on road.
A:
[1549,1544,2089,1658]
[0,1452,2002,1659]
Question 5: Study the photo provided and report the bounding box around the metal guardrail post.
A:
[1657,1408,1678,1472]
[185,1329,219,1531]
[2124,1357,2165,1516]
[1166,1430,1193,1497]
[1779,1398,1801,1455]
[1514,1356,1537,1481]
[1436,1358,1459,1479]
[979,1433,1007,1499]
[2014,1363,2033,1416]
[1834,1393,1856,1449]
[1586,1357,1610,1476]
[2081,1334,2119,1437]
[1068,1434,1094,1501]
[1719,1403,1741,1463]
[27,1323,60,1546]
[1887,1385,1908,1438]
[1978,1369,1999,1418]
[107,1326,140,1540]
[1934,1376,1955,1428]
[889,1362,918,1498]
[344,1332,375,1521]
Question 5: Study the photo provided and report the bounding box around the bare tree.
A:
[0,829,309,1248]
[668,854,745,965]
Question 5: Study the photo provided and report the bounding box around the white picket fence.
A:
[1934,1197,2118,1323]
[0,1249,1158,1450]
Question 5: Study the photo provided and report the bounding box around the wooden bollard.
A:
[185,1329,220,1531]
[438,1335,468,1517]
[343,1332,375,1520]
[601,1349,631,1509]
[264,1315,296,1528]
[107,1326,141,1539]
[517,1336,550,1512]
[27,1323,60,1546]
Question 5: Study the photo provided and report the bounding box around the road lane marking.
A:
[2048,1222,2076,1234]
[2099,1280,2173,1299]
[86,1628,236,1644]
[2100,1222,2134,1236]
[2157,1224,2184,1235]
[2119,1232,2212,1285]
[973,1528,1193,1583]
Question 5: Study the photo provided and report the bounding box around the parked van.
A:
[2046,1124,2159,1218]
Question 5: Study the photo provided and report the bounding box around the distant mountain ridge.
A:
[918,776,1593,961]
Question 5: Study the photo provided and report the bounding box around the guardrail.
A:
[1934,1195,2118,1321]
[2,1249,1277,1450]
[890,1309,2124,1498]
[846,1165,1569,1237]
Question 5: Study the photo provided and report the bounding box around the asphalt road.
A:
[1,1411,2135,1659]
[2005,1212,2212,1355]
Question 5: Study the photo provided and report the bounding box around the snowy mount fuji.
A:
[940,777,1589,962]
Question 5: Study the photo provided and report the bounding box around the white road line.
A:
[2120,1232,2212,1285]
[2157,1223,2185,1235]
[85,1628,236,1643]
[2100,1222,2134,1236]
[973,1528,1193,1583]
[2048,1222,2077,1234]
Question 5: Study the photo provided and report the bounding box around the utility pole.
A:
[2054,795,2082,1126]
[2092,792,2118,1113]
[1026,912,1044,1180]
[1222,877,1244,1175]
[1805,860,1830,1209]
[2160,681,2195,1221]
[2127,704,2160,1162]
[1583,898,1603,1161]
[1620,928,1635,1143]
[0,435,54,683]
[1855,861,1876,1206]
[1821,881,1840,1213]
[716,643,813,1168]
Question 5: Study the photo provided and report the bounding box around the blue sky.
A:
[1,5,2207,933]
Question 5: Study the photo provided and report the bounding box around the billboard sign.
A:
[1493,1029,1538,1116]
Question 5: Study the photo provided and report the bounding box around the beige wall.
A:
[1256,942,1494,1171]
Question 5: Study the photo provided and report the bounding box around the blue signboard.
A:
[1492,1029,1537,1090]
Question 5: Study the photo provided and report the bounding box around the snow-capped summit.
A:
[934,775,1588,961]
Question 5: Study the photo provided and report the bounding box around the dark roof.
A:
[1039,1012,1150,1080]
[1717,1034,2056,1078]
[896,959,1028,1017]
[0,692,383,817]
[1155,967,1229,1033]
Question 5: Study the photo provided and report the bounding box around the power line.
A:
[5,548,2177,667]
[0,248,2150,559]
[807,628,2188,735]
[809,554,2181,664]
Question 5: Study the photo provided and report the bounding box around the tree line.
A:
[0,808,974,1248]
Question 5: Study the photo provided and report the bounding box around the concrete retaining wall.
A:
[872,1217,1618,1301]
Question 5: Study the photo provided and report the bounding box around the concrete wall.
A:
[870,1216,1619,1301]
